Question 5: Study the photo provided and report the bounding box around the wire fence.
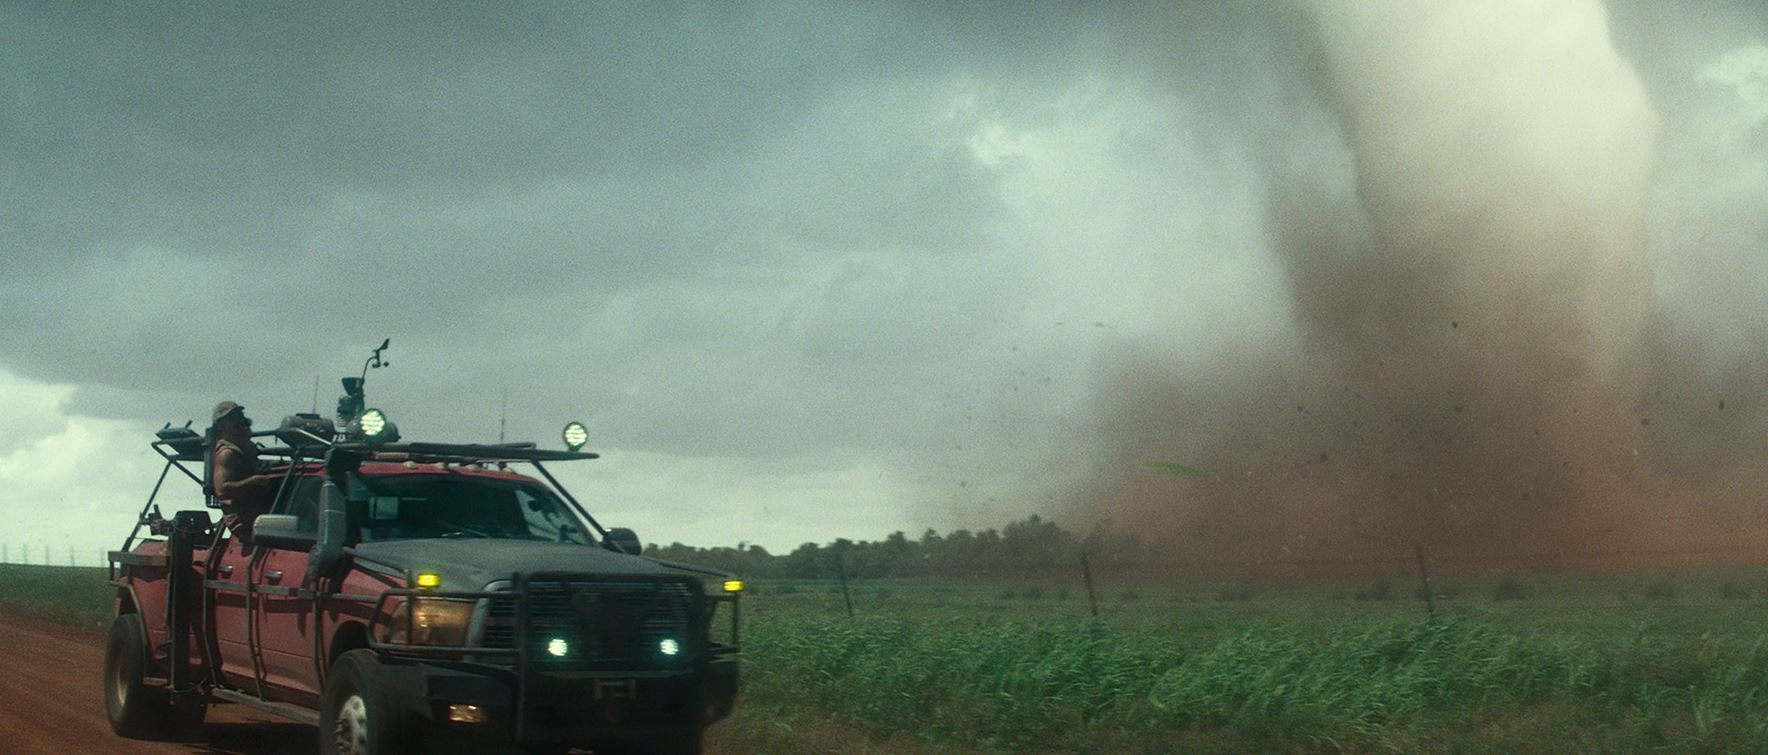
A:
[747,543,1768,624]
[0,543,115,569]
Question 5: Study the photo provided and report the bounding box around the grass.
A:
[13,562,1768,752]
[716,569,1768,754]
[725,612,1768,753]
[0,563,115,632]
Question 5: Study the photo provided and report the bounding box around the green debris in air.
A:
[1144,462,1204,477]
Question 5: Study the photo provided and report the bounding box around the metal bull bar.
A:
[362,571,738,742]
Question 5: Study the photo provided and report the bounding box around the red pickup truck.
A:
[105,402,739,755]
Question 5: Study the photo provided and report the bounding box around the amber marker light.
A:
[415,573,441,589]
[722,579,745,593]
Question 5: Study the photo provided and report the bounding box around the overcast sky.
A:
[2,1,1764,564]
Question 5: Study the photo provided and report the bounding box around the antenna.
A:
[499,385,509,443]
[312,376,319,413]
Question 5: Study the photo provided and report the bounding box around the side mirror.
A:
[305,478,348,584]
[602,527,642,555]
[252,514,316,550]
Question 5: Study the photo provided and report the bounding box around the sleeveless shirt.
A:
[212,437,271,519]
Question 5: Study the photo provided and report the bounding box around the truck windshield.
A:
[351,473,592,544]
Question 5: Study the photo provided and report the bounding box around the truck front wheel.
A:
[320,649,415,755]
[104,613,203,739]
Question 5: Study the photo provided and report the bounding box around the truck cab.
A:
[104,373,739,755]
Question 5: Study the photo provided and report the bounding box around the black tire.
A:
[105,613,204,739]
[319,649,414,755]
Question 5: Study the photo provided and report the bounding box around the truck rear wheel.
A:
[104,613,204,739]
[320,649,415,755]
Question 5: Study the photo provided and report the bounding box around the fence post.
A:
[1080,551,1099,618]
[834,548,855,618]
[1414,542,1435,620]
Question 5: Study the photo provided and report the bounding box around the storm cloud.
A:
[2,2,1765,564]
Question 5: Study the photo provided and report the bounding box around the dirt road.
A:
[0,612,743,755]
[0,611,318,754]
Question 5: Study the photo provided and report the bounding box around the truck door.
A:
[210,532,257,688]
[253,474,324,699]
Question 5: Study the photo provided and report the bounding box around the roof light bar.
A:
[360,408,387,437]
[562,421,589,451]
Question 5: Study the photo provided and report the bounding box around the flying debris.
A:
[1144,462,1205,477]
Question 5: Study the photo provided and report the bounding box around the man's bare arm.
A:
[212,447,270,500]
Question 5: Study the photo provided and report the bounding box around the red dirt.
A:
[0,611,732,754]
[0,611,313,754]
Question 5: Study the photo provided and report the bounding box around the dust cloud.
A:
[1083,0,1768,574]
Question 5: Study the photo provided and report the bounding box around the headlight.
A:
[384,598,474,646]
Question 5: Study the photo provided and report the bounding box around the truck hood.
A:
[349,538,680,590]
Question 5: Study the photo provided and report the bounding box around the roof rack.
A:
[149,431,596,482]
[340,441,599,465]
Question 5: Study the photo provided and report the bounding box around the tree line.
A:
[641,515,1144,580]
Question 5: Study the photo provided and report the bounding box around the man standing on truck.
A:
[209,400,272,538]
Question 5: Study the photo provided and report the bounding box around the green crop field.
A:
[10,564,1768,753]
[716,571,1768,754]
[0,563,115,632]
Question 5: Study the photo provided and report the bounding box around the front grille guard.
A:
[363,572,739,742]
[363,571,740,666]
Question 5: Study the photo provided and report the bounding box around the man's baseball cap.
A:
[212,401,246,423]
